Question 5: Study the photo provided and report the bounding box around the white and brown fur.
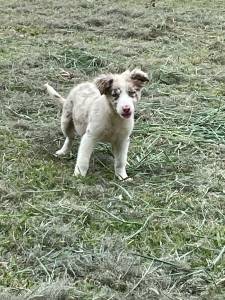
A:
[45,69,149,180]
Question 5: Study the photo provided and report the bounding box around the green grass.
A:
[1,0,225,299]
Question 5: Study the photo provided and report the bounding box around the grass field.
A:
[1,0,225,299]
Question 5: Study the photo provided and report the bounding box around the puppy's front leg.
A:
[74,133,96,177]
[112,138,130,180]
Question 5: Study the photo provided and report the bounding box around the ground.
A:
[0,0,225,299]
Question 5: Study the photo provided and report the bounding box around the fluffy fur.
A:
[45,69,149,180]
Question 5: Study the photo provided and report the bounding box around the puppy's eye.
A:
[128,90,136,97]
[111,88,121,99]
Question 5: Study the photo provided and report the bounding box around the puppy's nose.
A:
[122,106,131,113]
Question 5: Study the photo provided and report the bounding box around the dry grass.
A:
[0,0,225,299]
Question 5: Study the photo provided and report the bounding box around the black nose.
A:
[122,106,130,113]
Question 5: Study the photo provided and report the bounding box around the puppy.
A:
[45,69,149,180]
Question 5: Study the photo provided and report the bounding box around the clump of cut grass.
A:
[48,48,108,75]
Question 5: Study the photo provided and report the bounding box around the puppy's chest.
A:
[101,119,134,142]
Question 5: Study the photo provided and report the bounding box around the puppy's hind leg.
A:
[56,105,75,156]
[56,136,73,156]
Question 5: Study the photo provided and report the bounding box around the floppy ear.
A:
[95,74,113,95]
[130,69,149,90]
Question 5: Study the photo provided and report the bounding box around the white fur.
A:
[45,69,148,180]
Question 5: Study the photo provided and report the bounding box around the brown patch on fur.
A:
[130,69,149,90]
[95,75,113,95]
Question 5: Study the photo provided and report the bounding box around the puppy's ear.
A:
[95,74,113,95]
[130,69,149,90]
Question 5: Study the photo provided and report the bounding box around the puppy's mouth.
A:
[121,112,132,119]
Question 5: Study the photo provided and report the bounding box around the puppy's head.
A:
[95,69,149,119]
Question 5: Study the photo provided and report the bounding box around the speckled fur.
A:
[45,69,149,179]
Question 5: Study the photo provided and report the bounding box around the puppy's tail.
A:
[44,83,65,105]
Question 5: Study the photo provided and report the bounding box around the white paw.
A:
[118,176,133,181]
[55,149,67,156]
[124,177,133,182]
[73,165,87,177]
[116,173,132,181]
[73,168,81,177]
